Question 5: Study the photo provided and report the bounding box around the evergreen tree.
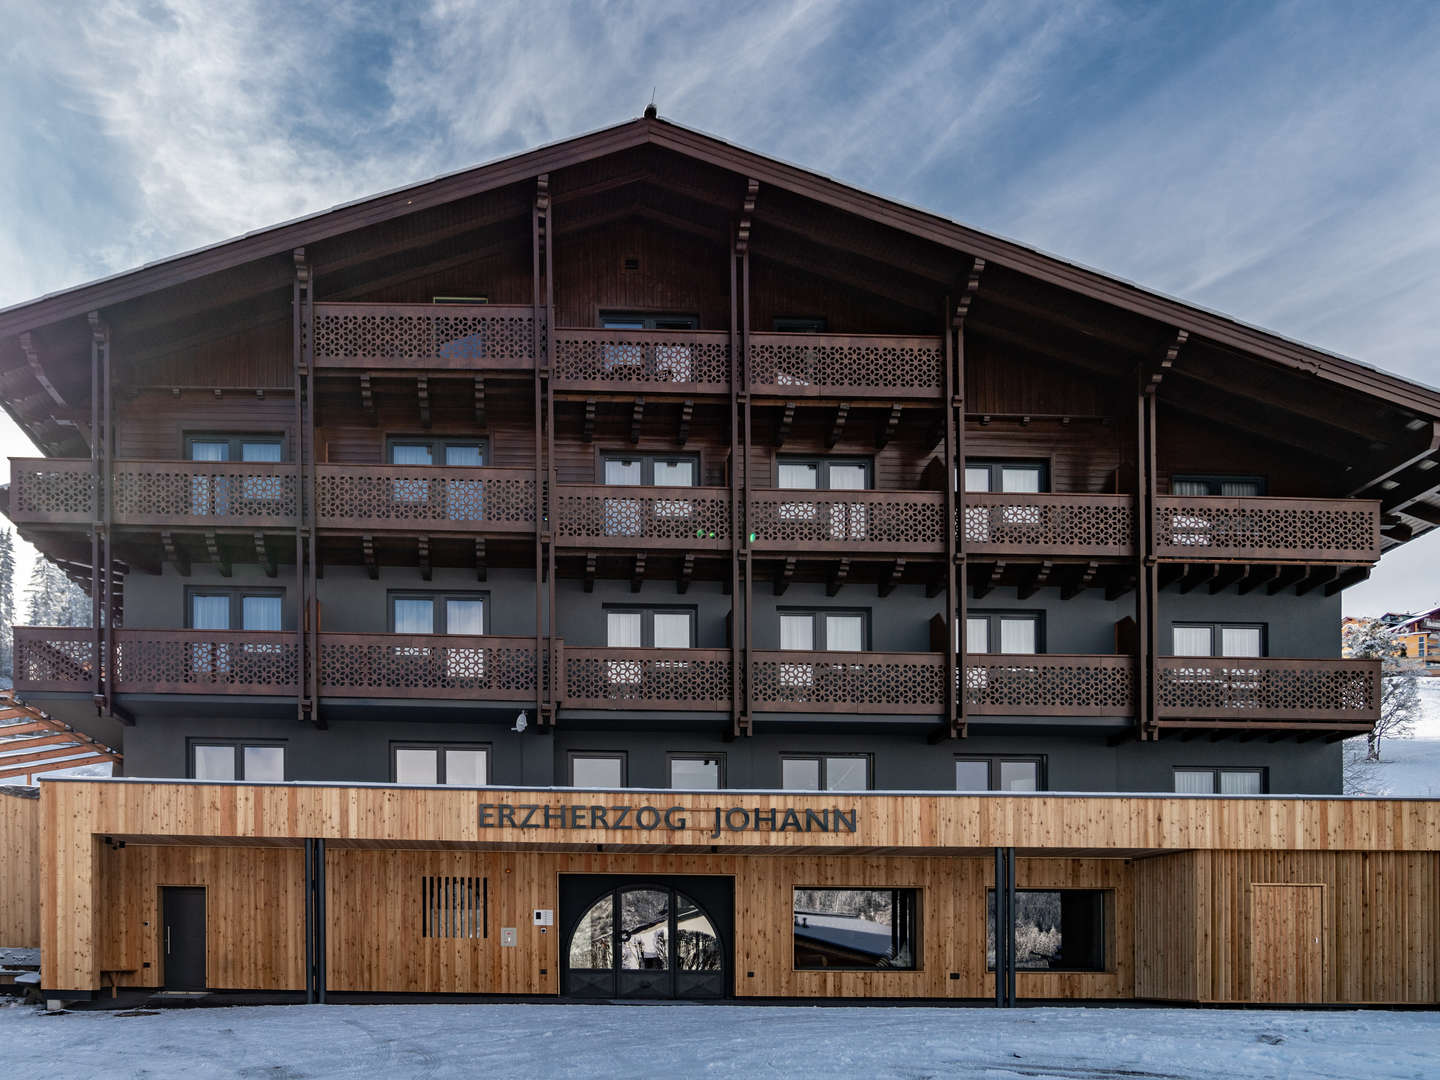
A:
[25,558,91,629]
[0,528,14,678]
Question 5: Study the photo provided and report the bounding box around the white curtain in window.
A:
[1171,479,1211,496]
[965,617,989,653]
[241,596,282,632]
[189,441,229,462]
[243,746,284,782]
[824,757,868,791]
[781,758,820,791]
[670,758,720,789]
[1221,627,1263,657]
[963,467,991,493]
[1219,480,1261,497]
[825,615,864,652]
[607,612,643,648]
[780,615,814,651]
[1173,770,1214,794]
[652,612,691,649]
[828,465,867,491]
[395,748,439,785]
[1172,626,1213,657]
[652,460,694,486]
[1000,467,1041,494]
[1219,770,1262,795]
[445,749,487,786]
[240,442,282,463]
[394,598,435,635]
[191,595,231,630]
[572,756,623,787]
[955,760,989,790]
[999,618,1036,655]
[445,599,485,636]
[390,444,433,465]
[605,459,642,485]
[777,463,818,490]
[444,445,484,467]
[193,745,236,781]
[998,761,1038,791]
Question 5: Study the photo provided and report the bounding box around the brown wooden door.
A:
[1251,884,1323,1003]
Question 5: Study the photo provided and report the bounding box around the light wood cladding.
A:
[0,791,39,948]
[1250,883,1324,1003]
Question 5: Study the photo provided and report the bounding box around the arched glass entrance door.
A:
[565,884,724,998]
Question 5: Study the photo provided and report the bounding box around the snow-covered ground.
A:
[1344,678,1440,796]
[0,1001,1436,1080]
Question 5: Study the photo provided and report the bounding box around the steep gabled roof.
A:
[2,113,1438,417]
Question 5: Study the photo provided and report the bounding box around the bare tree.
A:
[1342,617,1421,760]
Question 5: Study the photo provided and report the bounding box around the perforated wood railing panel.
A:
[113,462,298,526]
[315,466,535,531]
[748,333,943,398]
[8,459,93,524]
[963,494,1136,557]
[561,648,733,710]
[964,654,1135,716]
[318,634,538,700]
[552,485,730,548]
[552,329,730,392]
[312,303,536,369]
[749,490,945,553]
[1155,657,1380,723]
[113,631,300,694]
[750,651,945,714]
[1153,496,1381,562]
[13,628,96,690]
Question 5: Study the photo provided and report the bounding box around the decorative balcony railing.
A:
[312,302,537,370]
[552,485,730,549]
[552,329,730,393]
[748,332,943,398]
[964,654,1135,716]
[1153,495,1381,563]
[749,650,946,714]
[749,490,945,554]
[7,459,93,524]
[963,493,1136,558]
[560,646,733,710]
[1155,656,1380,725]
[314,465,535,532]
[317,633,538,700]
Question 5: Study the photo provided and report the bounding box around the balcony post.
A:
[732,180,757,737]
[533,175,551,726]
[293,250,316,726]
[950,261,983,737]
[86,313,105,706]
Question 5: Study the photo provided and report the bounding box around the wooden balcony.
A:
[749,490,945,554]
[552,329,730,394]
[748,332,943,399]
[1155,656,1380,729]
[964,654,1135,717]
[749,650,946,715]
[1153,495,1381,563]
[962,493,1136,558]
[314,465,534,534]
[552,485,730,550]
[312,302,536,371]
[560,646,733,710]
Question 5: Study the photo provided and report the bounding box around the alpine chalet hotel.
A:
[1,113,1436,1007]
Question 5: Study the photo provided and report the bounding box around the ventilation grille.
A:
[421,875,487,939]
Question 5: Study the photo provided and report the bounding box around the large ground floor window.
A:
[793,887,920,970]
[987,889,1108,972]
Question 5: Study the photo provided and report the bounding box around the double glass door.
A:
[565,884,725,999]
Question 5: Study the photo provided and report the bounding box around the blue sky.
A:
[2,0,1439,615]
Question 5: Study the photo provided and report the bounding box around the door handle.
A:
[166,927,172,955]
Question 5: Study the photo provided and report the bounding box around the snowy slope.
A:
[1344,679,1440,796]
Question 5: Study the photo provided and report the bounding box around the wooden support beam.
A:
[474,538,487,582]
[253,532,277,578]
[630,397,645,444]
[203,531,230,577]
[1104,570,1136,601]
[1207,563,1247,594]
[879,558,906,598]
[973,560,1001,600]
[18,331,66,406]
[826,402,851,449]
[774,556,796,596]
[1237,564,1279,595]
[631,553,646,593]
[473,375,487,428]
[1382,520,1415,542]
[1016,560,1052,600]
[417,376,431,428]
[1295,564,1338,596]
[1401,502,1440,526]
[677,552,695,594]
[677,399,693,446]
[584,553,597,593]
[876,404,903,449]
[1179,563,1218,594]
[1346,420,1440,496]
[1267,564,1309,595]
[417,535,431,581]
[1061,561,1098,601]
[1157,563,1185,590]
[582,399,596,442]
[1144,328,1188,390]
[827,557,851,597]
[1377,461,1440,516]
[1325,565,1370,596]
[362,536,378,580]
[161,532,190,576]
[775,401,796,446]
[358,373,374,419]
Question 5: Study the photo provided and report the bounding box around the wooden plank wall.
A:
[0,790,40,948]
[1132,852,1200,1000]
[115,390,298,460]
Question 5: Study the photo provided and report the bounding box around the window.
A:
[392,744,489,786]
[1171,474,1265,496]
[421,875,487,939]
[601,453,698,487]
[781,754,870,791]
[773,316,827,333]
[776,457,872,491]
[185,433,285,515]
[779,610,867,652]
[186,588,284,631]
[190,741,285,782]
[185,433,284,462]
[793,888,919,970]
[1171,624,1265,657]
[1173,767,1265,794]
[605,607,696,649]
[955,757,1045,791]
[390,593,488,635]
[387,439,488,520]
[668,754,724,790]
[600,312,699,330]
[964,611,1043,655]
[988,889,1107,972]
[387,437,487,467]
[964,460,1047,493]
[570,752,626,788]
[599,312,700,382]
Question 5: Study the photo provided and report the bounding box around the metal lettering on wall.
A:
[477,803,858,839]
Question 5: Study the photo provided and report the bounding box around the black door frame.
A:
[160,885,207,991]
